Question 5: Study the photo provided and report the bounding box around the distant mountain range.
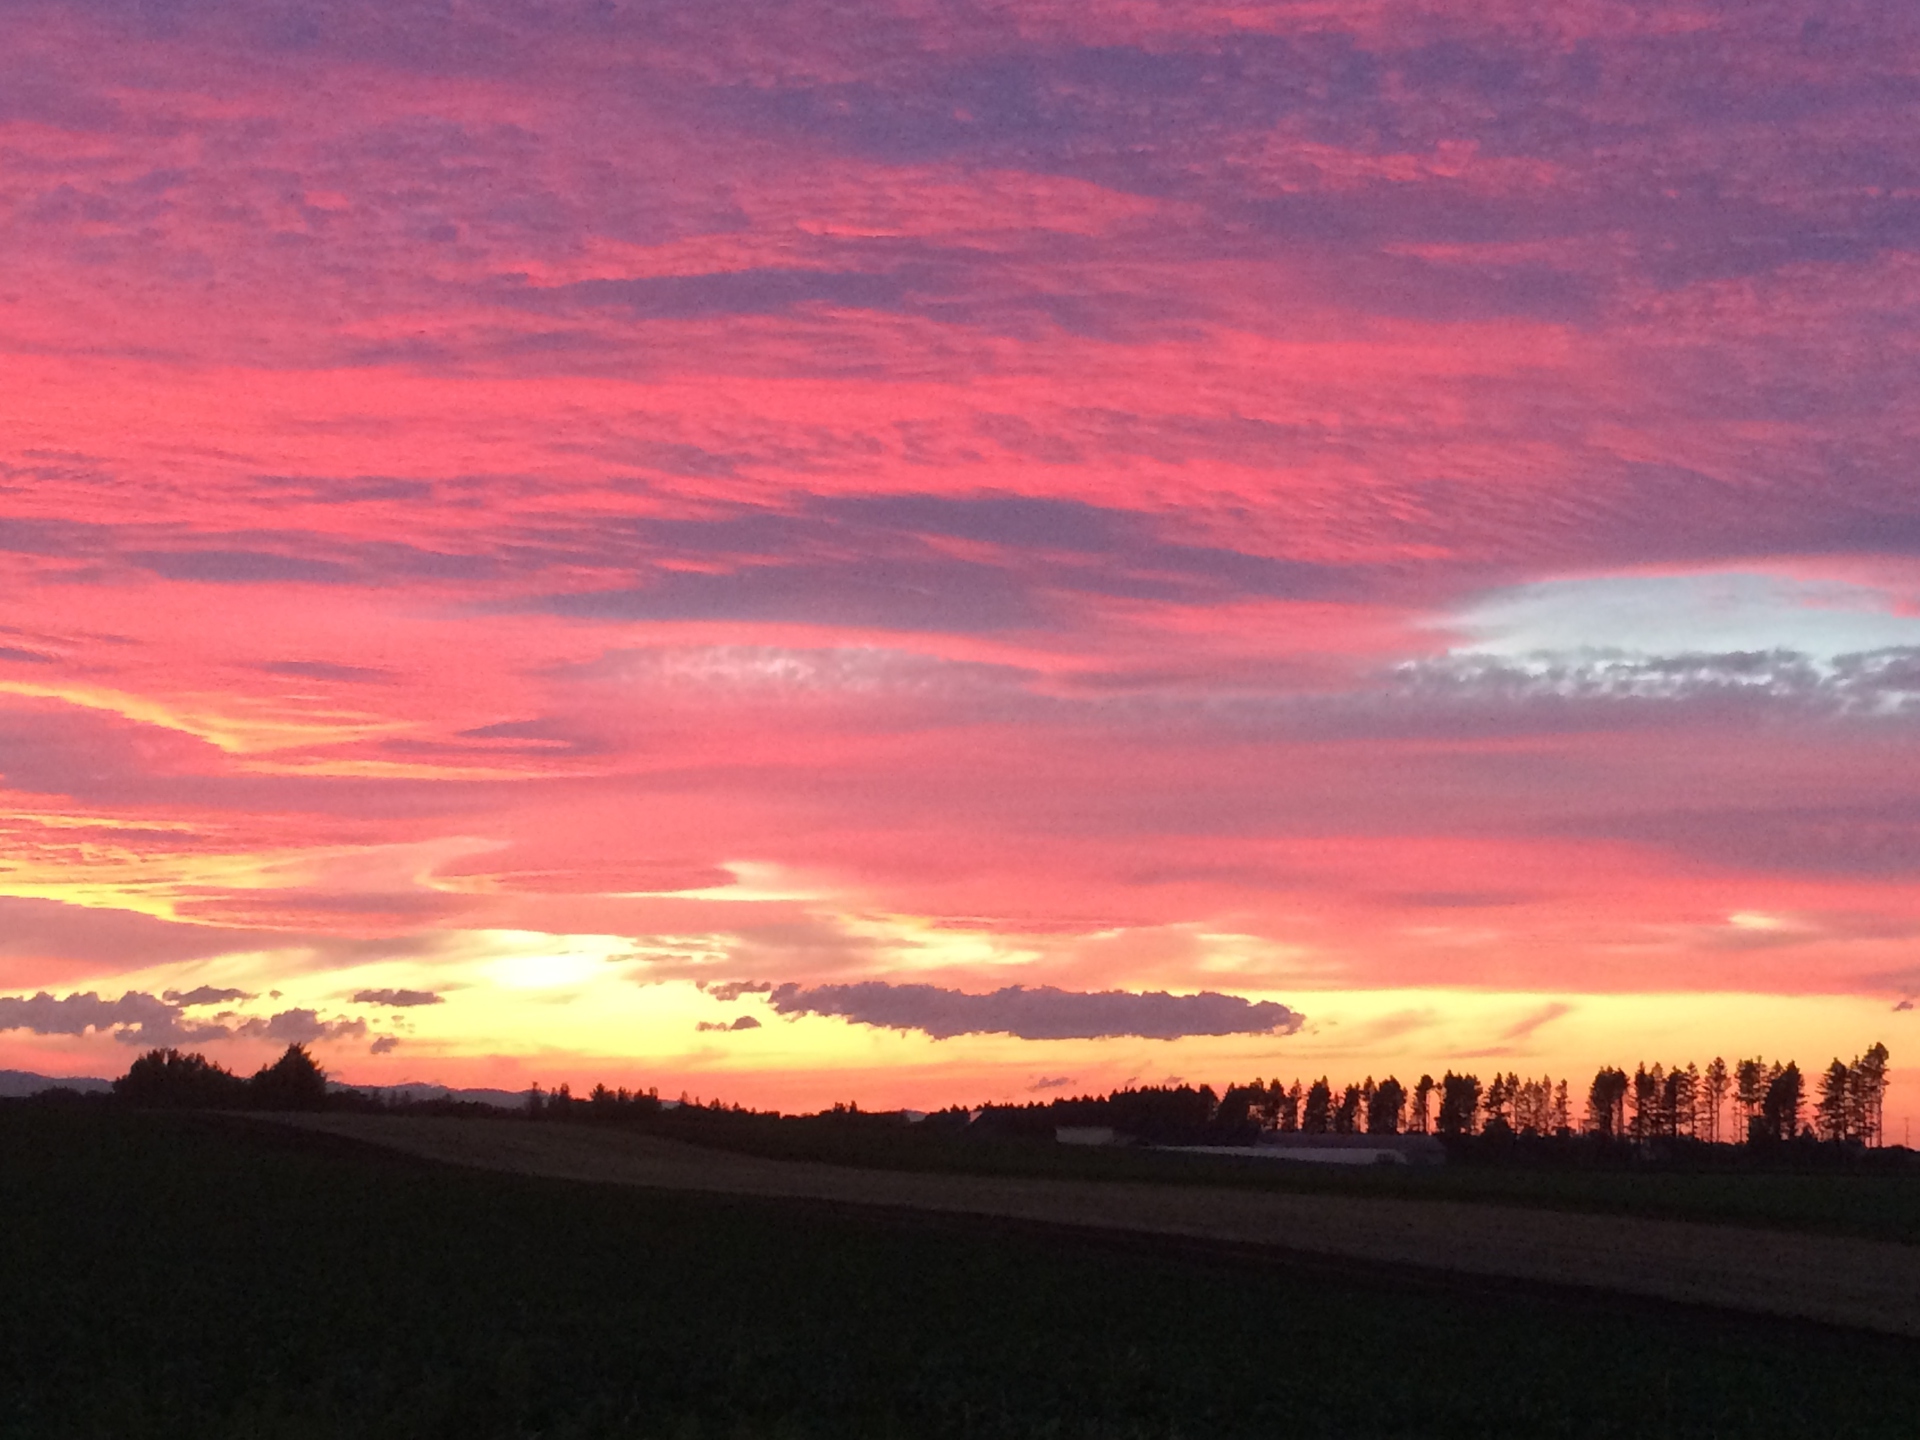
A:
[0,1070,528,1109]
[0,1070,112,1097]
[339,1081,530,1110]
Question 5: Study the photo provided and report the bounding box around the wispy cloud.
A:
[1499,1002,1573,1044]
[351,989,444,1008]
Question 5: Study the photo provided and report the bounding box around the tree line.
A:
[1580,1047,1892,1145]
[940,1041,1894,1148]
[44,1039,1895,1155]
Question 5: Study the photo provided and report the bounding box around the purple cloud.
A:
[233,1009,367,1045]
[0,990,371,1048]
[0,990,225,1046]
[695,1015,762,1033]
[698,979,773,1002]
[767,981,1303,1041]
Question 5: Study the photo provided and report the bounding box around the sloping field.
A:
[281,1113,1920,1338]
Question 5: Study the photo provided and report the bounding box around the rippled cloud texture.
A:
[2,0,1919,1107]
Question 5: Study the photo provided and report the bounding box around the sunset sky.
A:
[3,0,1918,1122]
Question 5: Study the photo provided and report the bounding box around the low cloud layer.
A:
[0,990,367,1048]
[352,988,443,1008]
[0,990,226,1047]
[765,982,1303,1042]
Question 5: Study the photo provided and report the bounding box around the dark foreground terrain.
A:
[5,1108,1920,1439]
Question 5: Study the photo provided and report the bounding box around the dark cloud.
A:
[351,988,443,1008]
[699,979,773,1002]
[694,1015,762,1032]
[164,985,251,1007]
[536,553,1043,632]
[1564,806,1920,880]
[125,550,360,585]
[369,1035,400,1054]
[526,490,1356,633]
[526,268,913,321]
[766,981,1303,1041]
[256,475,435,505]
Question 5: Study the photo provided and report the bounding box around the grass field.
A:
[5,1108,1920,1439]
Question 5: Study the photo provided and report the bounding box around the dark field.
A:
[5,1109,1920,1440]
[615,1108,1920,1245]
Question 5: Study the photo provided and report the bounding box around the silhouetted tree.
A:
[114,1049,249,1108]
[251,1044,329,1110]
[1268,1079,1300,1132]
[1703,1057,1729,1143]
[1585,1067,1627,1138]
[1759,1062,1803,1142]
[1735,1057,1766,1135]
[1214,1083,1262,1137]
[1853,1043,1891,1146]
[1628,1064,1655,1140]
[1367,1077,1406,1135]
[1410,1074,1435,1134]
[1674,1063,1699,1138]
[1482,1073,1514,1136]
[1302,1078,1332,1134]
[1102,1084,1218,1142]
[1817,1059,1852,1142]
[1333,1084,1361,1134]
[1510,1075,1546,1135]
[1436,1072,1479,1136]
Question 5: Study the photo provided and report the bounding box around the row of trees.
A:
[1196,1073,1572,1139]
[1583,1047,1891,1144]
[964,1040,1892,1148]
[1229,1042,1891,1144]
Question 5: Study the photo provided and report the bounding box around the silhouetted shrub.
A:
[114,1049,250,1109]
[250,1044,330,1111]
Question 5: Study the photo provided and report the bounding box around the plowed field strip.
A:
[277,1114,1920,1337]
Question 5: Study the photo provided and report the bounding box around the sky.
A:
[3,0,1920,1124]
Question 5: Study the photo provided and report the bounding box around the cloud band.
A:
[764,981,1303,1041]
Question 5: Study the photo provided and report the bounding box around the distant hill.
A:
[0,1070,112,1097]
[1,1071,526,1107]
